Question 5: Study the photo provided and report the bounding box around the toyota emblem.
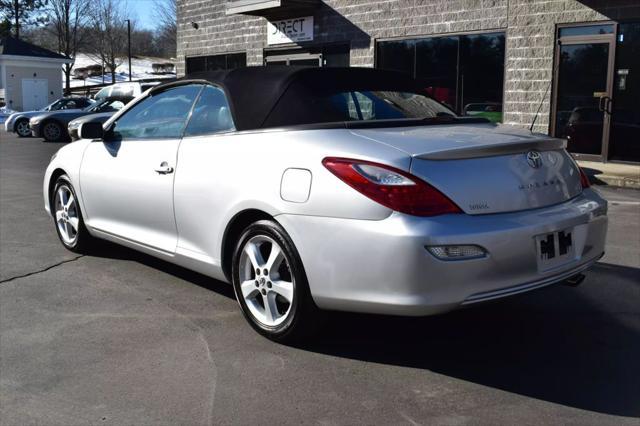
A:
[526,151,543,169]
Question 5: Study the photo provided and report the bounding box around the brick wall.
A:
[177,0,640,134]
[504,0,640,133]
[177,0,508,72]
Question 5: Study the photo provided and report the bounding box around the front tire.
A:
[52,175,95,253]
[15,118,31,137]
[232,220,321,342]
[42,121,65,142]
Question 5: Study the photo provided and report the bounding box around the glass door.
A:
[553,25,615,161]
[610,22,640,162]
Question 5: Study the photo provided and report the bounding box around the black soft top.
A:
[160,66,423,131]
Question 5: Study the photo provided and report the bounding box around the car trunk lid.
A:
[349,124,583,215]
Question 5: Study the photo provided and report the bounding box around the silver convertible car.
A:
[44,67,608,341]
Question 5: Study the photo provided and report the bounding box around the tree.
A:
[0,17,11,37]
[87,0,129,84]
[0,0,48,39]
[46,0,89,94]
[153,0,175,57]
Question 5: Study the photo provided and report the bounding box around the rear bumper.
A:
[277,188,608,316]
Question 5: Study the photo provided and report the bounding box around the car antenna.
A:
[530,40,560,133]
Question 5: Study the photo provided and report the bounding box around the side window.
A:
[110,84,201,140]
[352,92,374,120]
[184,85,235,136]
[63,100,77,109]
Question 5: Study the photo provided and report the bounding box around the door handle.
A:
[604,97,613,115]
[598,96,606,112]
[154,162,174,174]
[598,96,612,115]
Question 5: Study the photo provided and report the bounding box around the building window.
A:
[185,53,247,74]
[376,32,505,122]
[264,44,350,67]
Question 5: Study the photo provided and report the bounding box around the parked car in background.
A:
[94,81,163,101]
[463,102,503,123]
[31,96,133,142]
[4,97,94,137]
[44,67,607,342]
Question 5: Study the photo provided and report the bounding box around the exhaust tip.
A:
[564,273,586,287]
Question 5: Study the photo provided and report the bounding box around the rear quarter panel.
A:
[173,128,411,261]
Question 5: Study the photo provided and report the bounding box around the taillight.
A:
[322,157,461,217]
[579,167,591,189]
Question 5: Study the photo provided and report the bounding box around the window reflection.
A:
[186,53,247,74]
[376,32,505,121]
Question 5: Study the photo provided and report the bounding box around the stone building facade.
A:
[177,0,640,163]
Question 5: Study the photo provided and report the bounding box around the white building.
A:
[0,37,72,112]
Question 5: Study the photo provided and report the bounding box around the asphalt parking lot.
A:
[1,133,639,425]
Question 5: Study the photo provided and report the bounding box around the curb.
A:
[578,161,640,190]
[586,174,640,189]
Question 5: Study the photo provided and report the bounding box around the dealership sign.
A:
[267,16,314,45]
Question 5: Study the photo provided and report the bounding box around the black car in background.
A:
[29,96,134,142]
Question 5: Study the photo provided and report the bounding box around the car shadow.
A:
[87,243,640,417]
[89,241,235,300]
[39,138,69,144]
[294,262,640,417]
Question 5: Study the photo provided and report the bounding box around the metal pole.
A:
[127,19,132,82]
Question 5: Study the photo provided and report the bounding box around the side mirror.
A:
[79,121,104,140]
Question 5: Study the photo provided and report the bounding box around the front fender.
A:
[43,140,91,216]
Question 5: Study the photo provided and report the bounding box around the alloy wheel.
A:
[43,122,62,141]
[16,120,31,137]
[238,235,294,327]
[54,184,79,246]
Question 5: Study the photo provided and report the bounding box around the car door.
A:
[173,85,236,258]
[79,84,202,253]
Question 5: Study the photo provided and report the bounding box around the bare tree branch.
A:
[153,0,175,57]
[86,0,130,84]
[46,0,90,93]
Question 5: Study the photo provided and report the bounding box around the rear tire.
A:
[15,118,31,137]
[52,175,96,253]
[232,220,322,342]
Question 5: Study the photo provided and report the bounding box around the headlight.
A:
[69,121,80,130]
[30,118,41,125]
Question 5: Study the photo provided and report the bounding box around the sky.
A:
[129,0,162,30]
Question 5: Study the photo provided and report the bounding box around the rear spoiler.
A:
[415,138,566,161]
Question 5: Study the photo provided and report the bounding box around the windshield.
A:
[43,100,64,111]
[85,99,125,112]
[84,100,106,112]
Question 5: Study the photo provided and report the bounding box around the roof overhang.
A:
[0,54,73,65]
[225,0,319,18]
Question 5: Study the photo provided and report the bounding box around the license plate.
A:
[536,229,574,270]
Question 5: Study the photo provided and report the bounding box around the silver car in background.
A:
[4,97,94,137]
[43,67,608,342]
